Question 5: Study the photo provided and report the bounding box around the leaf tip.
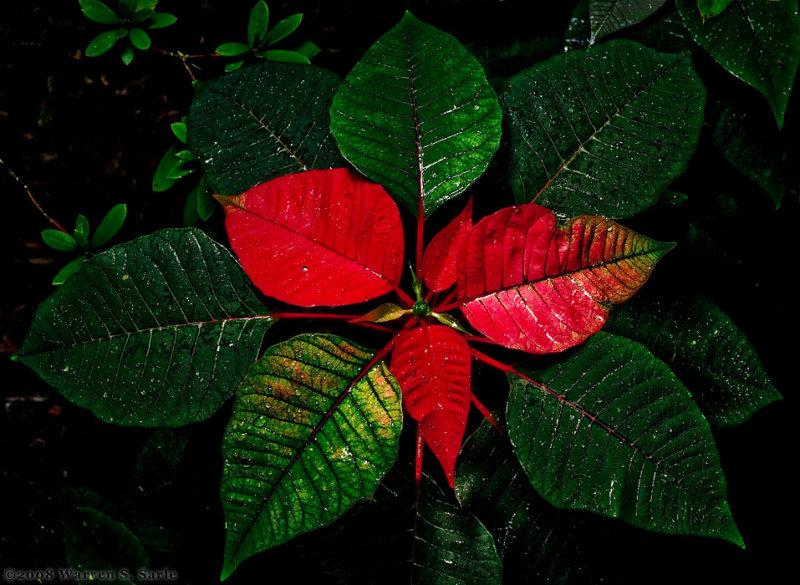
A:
[213,193,240,208]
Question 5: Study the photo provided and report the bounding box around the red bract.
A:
[221,168,669,485]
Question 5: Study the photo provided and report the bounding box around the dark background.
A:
[1,1,796,584]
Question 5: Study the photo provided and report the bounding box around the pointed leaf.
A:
[91,203,127,248]
[390,324,472,486]
[215,42,251,57]
[677,0,800,128]
[423,197,472,292]
[218,168,404,307]
[507,332,743,545]
[152,144,180,192]
[504,39,705,218]
[187,61,344,195]
[220,334,402,580]
[353,303,409,323]
[247,1,269,47]
[146,13,177,29]
[330,12,502,217]
[604,296,781,426]
[17,229,274,426]
[456,203,672,354]
[588,1,668,44]
[52,257,87,286]
[264,13,303,45]
[74,214,91,249]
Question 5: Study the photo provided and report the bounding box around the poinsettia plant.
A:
[16,5,788,583]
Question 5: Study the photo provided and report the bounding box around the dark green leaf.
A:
[135,0,158,10]
[677,0,800,129]
[121,45,135,65]
[220,334,402,580]
[134,428,190,496]
[503,39,705,218]
[182,187,199,227]
[174,149,196,161]
[605,296,781,426]
[52,257,87,286]
[456,416,595,584]
[257,49,310,64]
[565,0,591,52]
[131,9,154,22]
[216,42,251,57]
[165,159,195,180]
[623,2,694,54]
[187,61,344,195]
[224,60,245,73]
[588,0,668,43]
[413,479,503,585]
[62,504,148,584]
[91,203,127,248]
[295,40,321,59]
[248,1,269,47]
[18,229,274,426]
[507,333,743,545]
[152,144,180,191]
[330,12,502,217]
[128,27,151,50]
[170,121,187,143]
[74,214,91,249]
[698,0,735,19]
[78,0,120,25]
[193,175,214,221]
[147,13,177,29]
[86,29,127,57]
[265,13,303,45]
[119,0,136,17]
[42,229,77,252]
[713,103,789,208]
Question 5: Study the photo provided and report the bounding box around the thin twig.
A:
[0,157,68,233]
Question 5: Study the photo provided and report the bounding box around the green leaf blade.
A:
[92,203,127,248]
[503,39,705,218]
[42,229,77,252]
[507,332,742,546]
[247,1,269,47]
[330,11,502,217]
[698,0,736,19]
[220,334,402,580]
[128,27,151,51]
[86,28,127,57]
[187,61,344,195]
[216,42,251,57]
[588,0,669,43]
[78,0,120,25]
[265,13,303,45]
[18,228,273,426]
[677,0,800,128]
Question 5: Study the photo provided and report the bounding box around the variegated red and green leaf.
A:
[390,324,472,487]
[217,168,405,307]
[423,198,473,293]
[455,203,672,354]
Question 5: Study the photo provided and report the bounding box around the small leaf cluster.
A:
[215,1,321,72]
[79,0,177,65]
[41,204,127,284]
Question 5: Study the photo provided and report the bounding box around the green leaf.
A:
[588,0,668,44]
[220,334,402,580]
[174,149,196,161]
[503,39,705,218]
[86,28,127,57]
[42,229,77,252]
[413,479,503,585]
[91,203,127,248]
[248,1,269,47]
[216,42,251,57]
[193,175,214,221]
[62,503,149,584]
[564,0,591,52]
[507,333,743,546]
[134,428,190,496]
[152,144,180,191]
[698,0,735,19]
[713,103,789,208]
[17,229,274,426]
[165,159,194,180]
[257,49,310,64]
[147,13,177,29]
[264,13,303,45]
[74,214,91,249]
[604,296,781,426]
[52,257,87,286]
[187,61,344,195]
[135,0,158,10]
[121,45,135,65]
[330,12,502,217]
[128,27,151,51]
[118,0,136,17]
[79,0,120,25]
[456,416,595,584]
[131,9,154,22]
[677,0,800,129]
[170,121,187,143]
[224,60,245,73]
[182,187,199,227]
[295,40,321,59]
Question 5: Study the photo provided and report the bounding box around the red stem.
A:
[469,393,505,436]
[394,287,415,309]
[433,289,459,313]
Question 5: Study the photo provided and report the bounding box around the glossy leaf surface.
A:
[218,168,404,307]
[504,39,705,218]
[390,324,472,486]
[220,334,402,580]
[456,203,672,354]
[422,197,472,292]
[588,0,668,44]
[677,0,800,128]
[187,61,344,195]
[330,12,502,217]
[605,296,781,426]
[507,333,743,545]
[18,229,273,426]
[456,417,593,584]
